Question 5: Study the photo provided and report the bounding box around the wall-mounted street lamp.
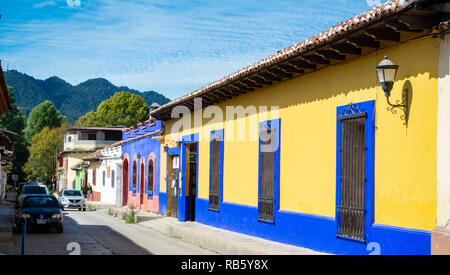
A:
[375,56,408,124]
[176,140,182,147]
[164,144,169,153]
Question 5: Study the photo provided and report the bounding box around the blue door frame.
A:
[164,147,180,218]
[179,133,200,222]
[336,100,375,243]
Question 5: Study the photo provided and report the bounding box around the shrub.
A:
[123,205,135,224]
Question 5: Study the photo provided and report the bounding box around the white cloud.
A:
[1,0,370,99]
[33,1,56,8]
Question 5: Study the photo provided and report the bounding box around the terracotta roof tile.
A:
[151,0,423,116]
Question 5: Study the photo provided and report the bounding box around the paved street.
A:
[12,210,217,255]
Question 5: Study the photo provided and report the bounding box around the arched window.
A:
[147,159,154,195]
[132,160,137,189]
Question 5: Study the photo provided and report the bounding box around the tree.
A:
[23,124,68,185]
[24,100,66,143]
[75,111,98,127]
[76,91,149,127]
[0,87,29,181]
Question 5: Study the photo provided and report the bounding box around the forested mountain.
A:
[4,70,171,123]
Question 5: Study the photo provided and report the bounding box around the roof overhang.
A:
[151,0,450,121]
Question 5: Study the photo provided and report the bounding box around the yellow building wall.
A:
[160,36,438,231]
[66,152,90,188]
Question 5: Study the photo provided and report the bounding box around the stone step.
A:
[0,232,12,243]
[0,224,11,233]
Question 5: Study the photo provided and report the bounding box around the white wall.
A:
[92,146,122,206]
[437,33,450,228]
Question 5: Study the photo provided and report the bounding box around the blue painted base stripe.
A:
[159,192,167,216]
[194,198,431,255]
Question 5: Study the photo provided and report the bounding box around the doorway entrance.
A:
[187,143,197,221]
[140,162,145,210]
[168,155,179,218]
[122,159,129,206]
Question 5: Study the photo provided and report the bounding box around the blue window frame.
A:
[258,119,281,224]
[209,129,224,212]
[131,159,137,196]
[147,159,154,196]
[336,100,375,243]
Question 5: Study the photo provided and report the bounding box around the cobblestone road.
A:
[12,210,217,255]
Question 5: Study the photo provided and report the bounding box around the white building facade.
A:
[91,144,123,206]
[433,27,450,254]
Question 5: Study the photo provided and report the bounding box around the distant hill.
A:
[4,70,171,123]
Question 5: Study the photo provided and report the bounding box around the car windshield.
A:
[22,186,47,195]
[63,190,82,196]
[23,197,59,208]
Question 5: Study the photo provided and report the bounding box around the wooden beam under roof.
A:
[346,37,380,49]
[251,75,272,86]
[230,83,253,93]
[212,90,233,100]
[364,28,400,42]
[330,43,362,55]
[315,50,346,61]
[201,96,219,105]
[204,93,222,102]
[221,87,243,97]
[240,79,263,89]
[398,15,442,29]
[385,19,423,32]
[267,68,293,79]
[259,71,282,83]
[278,63,305,74]
[301,55,330,65]
[287,59,316,70]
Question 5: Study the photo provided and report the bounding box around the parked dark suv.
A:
[16,183,50,207]
[13,195,64,233]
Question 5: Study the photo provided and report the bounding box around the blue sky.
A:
[0,0,375,99]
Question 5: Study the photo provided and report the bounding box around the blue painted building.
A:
[121,118,163,212]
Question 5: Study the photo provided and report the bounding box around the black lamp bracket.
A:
[386,87,408,125]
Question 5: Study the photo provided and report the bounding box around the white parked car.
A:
[58,189,86,211]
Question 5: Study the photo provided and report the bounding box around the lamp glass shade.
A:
[376,66,397,83]
[375,56,398,93]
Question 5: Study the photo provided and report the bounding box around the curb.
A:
[102,206,325,255]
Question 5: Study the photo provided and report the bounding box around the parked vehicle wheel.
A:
[83,208,86,212]
[56,226,63,233]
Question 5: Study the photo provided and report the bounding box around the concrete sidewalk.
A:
[102,207,326,255]
[0,201,14,255]
[86,201,116,211]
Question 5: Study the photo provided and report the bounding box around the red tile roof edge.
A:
[150,0,422,116]
[82,129,162,161]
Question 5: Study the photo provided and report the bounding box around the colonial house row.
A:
[72,142,123,206]
[72,103,163,209]
[145,0,450,255]
[57,127,124,190]
[57,0,449,255]
[0,61,13,203]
